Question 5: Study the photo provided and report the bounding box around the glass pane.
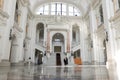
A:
[44,5,49,11]
[51,4,55,11]
[74,12,80,16]
[69,6,73,13]
[57,3,61,11]
[44,11,49,15]
[51,11,55,15]
[74,8,78,13]
[62,4,66,12]
[62,12,66,15]
[69,12,73,16]
[57,11,61,15]
[39,7,43,15]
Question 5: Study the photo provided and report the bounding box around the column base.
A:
[0,60,10,67]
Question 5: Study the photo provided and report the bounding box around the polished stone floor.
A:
[0,65,119,80]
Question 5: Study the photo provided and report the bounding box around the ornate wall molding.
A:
[13,22,23,33]
[0,9,9,26]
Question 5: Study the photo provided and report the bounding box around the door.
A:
[56,53,62,66]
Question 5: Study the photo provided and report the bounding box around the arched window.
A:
[72,25,80,43]
[35,2,81,16]
[36,23,44,43]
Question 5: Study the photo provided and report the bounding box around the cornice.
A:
[19,0,30,7]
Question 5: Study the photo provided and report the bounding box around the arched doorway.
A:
[56,53,62,66]
[52,33,64,66]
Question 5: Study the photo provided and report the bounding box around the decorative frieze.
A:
[0,9,9,26]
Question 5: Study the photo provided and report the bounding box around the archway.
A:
[52,33,64,66]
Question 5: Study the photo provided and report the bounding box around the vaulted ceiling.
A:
[29,0,94,15]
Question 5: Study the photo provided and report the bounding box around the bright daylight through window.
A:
[35,2,81,16]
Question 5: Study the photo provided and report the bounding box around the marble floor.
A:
[0,65,119,80]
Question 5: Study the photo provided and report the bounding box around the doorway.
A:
[56,53,62,66]
[35,49,43,65]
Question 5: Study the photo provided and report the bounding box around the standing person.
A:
[64,57,68,65]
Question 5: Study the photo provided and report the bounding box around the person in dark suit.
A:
[64,57,68,65]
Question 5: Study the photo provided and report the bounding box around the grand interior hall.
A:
[0,0,120,80]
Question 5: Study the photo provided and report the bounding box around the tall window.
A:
[73,31,76,40]
[35,2,80,16]
[51,3,56,15]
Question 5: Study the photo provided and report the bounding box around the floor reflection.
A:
[0,65,119,80]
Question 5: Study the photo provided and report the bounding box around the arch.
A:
[52,33,64,42]
[52,33,65,53]
[32,0,84,15]
[34,2,81,16]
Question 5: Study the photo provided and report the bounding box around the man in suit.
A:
[64,57,68,65]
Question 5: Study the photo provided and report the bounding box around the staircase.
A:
[43,53,75,66]
[72,42,80,52]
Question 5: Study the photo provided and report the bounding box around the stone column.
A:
[102,0,116,65]
[10,0,29,65]
[89,7,98,64]
[47,30,50,53]
[0,0,16,66]
[67,30,70,53]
